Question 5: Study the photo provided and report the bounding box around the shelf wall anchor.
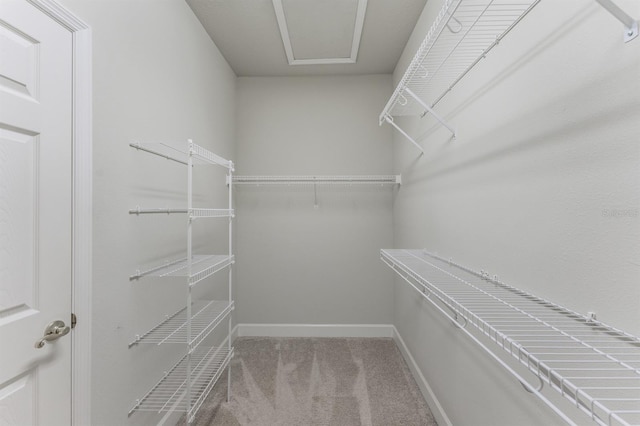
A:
[595,0,639,42]
[313,180,319,209]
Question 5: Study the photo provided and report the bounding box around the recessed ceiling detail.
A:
[272,0,368,66]
[186,0,428,76]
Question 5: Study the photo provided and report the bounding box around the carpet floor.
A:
[181,337,438,426]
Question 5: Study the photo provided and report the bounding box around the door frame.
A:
[25,1,92,424]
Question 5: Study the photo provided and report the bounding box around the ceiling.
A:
[186,0,428,76]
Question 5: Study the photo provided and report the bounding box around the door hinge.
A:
[71,313,77,329]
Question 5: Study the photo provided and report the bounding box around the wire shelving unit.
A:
[379,0,541,153]
[129,140,235,424]
[381,249,640,426]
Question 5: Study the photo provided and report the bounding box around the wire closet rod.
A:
[129,208,188,215]
[232,175,401,185]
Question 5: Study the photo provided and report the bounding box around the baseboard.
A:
[392,326,453,426]
[236,323,395,338]
[156,407,184,426]
[231,323,240,342]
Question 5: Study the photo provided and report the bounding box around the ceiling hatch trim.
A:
[272,0,368,66]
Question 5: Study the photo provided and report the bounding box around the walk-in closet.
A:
[0,0,638,425]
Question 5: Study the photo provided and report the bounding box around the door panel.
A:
[0,20,38,100]
[0,127,36,315]
[0,369,36,426]
[0,1,73,425]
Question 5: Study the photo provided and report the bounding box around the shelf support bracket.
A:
[313,179,319,209]
[595,0,638,42]
[384,114,424,155]
[404,87,457,138]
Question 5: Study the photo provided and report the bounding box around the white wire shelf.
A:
[129,300,233,349]
[128,207,234,219]
[380,0,540,152]
[128,345,233,423]
[381,249,640,426]
[130,140,234,170]
[232,175,401,185]
[130,254,234,286]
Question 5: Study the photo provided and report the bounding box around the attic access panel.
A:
[273,0,368,65]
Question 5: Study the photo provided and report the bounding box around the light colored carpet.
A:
[181,337,438,426]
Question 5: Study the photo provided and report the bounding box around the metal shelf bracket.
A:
[384,114,424,155]
[596,0,639,42]
[382,87,456,155]
[404,88,456,139]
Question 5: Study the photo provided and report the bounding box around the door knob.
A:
[35,320,71,349]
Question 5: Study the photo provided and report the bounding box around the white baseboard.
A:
[235,323,395,338]
[392,326,452,426]
[231,323,240,342]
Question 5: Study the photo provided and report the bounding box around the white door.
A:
[0,1,73,425]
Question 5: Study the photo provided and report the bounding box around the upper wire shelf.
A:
[380,0,540,152]
[232,175,401,185]
[130,254,234,286]
[381,249,640,426]
[128,344,233,423]
[128,208,234,219]
[130,141,234,170]
[128,300,233,349]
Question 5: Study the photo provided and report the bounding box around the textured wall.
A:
[234,75,395,326]
[391,0,640,424]
[56,1,236,424]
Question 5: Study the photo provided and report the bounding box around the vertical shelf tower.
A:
[127,140,235,424]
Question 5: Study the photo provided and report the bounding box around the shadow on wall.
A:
[402,66,639,188]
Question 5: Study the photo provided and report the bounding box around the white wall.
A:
[391,0,640,425]
[234,75,395,326]
[56,1,236,425]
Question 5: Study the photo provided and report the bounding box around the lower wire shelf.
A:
[382,249,640,426]
[128,300,234,348]
[129,345,233,422]
[128,207,234,219]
